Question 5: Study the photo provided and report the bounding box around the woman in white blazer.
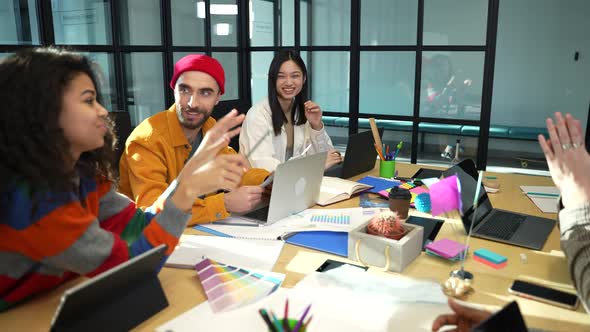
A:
[239,50,342,172]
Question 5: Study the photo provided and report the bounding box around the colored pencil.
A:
[283,299,290,332]
[292,304,312,332]
[374,142,385,160]
[259,309,278,332]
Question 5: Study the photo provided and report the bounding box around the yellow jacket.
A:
[118,104,269,225]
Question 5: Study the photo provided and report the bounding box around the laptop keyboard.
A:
[476,211,526,240]
[244,206,269,222]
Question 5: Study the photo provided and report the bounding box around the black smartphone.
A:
[508,280,579,310]
[316,259,368,273]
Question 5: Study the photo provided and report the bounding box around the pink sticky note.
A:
[429,175,461,217]
[377,189,390,198]
[425,238,467,259]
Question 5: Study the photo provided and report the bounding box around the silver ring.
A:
[573,142,582,149]
[561,143,572,150]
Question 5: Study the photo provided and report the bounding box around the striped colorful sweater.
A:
[0,176,190,312]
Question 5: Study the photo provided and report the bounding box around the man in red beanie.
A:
[118,54,269,225]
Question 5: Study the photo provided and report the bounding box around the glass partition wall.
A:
[2,0,588,171]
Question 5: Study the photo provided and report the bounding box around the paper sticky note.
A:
[428,175,461,217]
[425,238,467,259]
[473,255,507,269]
[474,248,507,265]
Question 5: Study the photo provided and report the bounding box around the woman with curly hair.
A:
[0,47,247,311]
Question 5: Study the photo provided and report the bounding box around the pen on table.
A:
[524,192,559,197]
[394,176,414,182]
[259,309,278,332]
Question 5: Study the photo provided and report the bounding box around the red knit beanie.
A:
[169,54,225,95]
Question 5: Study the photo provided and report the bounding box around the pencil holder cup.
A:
[268,319,306,332]
[379,159,395,178]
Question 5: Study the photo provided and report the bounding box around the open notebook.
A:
[317,176,373,205]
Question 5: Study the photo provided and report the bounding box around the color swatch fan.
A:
[196,258,284,313]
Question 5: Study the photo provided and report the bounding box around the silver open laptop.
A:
[238,152,327,225]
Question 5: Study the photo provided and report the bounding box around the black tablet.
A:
[51,244,168,332]
[406,215,444,250]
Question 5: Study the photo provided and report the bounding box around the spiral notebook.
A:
[194,217,287,240]
[194,208,373,240]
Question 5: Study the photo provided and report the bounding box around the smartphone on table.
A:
[508,279,579,310]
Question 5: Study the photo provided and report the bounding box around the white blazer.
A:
[239,97,334,172]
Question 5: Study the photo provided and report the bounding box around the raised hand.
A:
[304,100,323,130]
[194,109,245,162]
[172,154,246,211]
[171,109,247,211]
[538,112,590,208]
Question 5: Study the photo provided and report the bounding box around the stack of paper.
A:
[425,238,468,261]
[520,186,560,213]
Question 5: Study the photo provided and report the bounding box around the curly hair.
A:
[0,47,117,193]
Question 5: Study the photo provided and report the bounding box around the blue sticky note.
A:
[474,248,507,265]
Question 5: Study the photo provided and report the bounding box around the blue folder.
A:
[195,225,349,256]
[357,176,400,193]
[285,231,348,257]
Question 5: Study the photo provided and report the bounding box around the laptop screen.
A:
[443,159,493,232]
[339,128,384,179]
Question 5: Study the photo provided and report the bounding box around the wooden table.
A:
[1,162,589,331]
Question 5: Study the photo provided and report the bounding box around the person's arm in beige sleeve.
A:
[539,112,590,314]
